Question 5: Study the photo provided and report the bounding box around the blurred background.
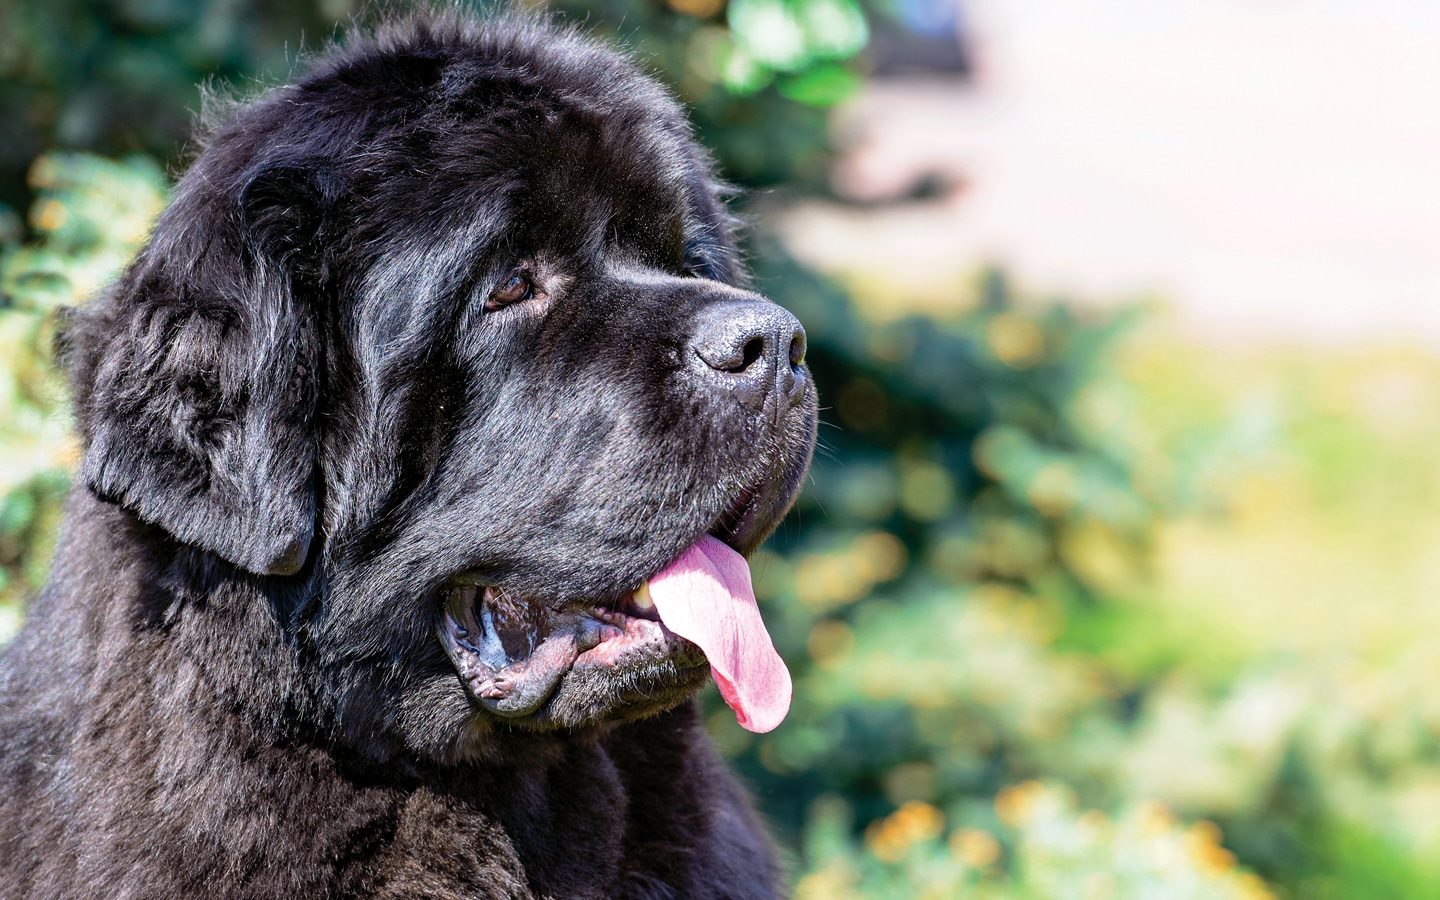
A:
[3,1,1439,896]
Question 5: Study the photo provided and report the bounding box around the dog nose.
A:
[690,299,808,412]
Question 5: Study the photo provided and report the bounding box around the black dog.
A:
[0,12,815,898]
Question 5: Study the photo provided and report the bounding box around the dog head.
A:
[69,14,816,761]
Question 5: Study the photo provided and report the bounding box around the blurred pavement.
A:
[778,0,1440,346]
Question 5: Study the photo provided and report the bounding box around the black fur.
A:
[0,11,816,898]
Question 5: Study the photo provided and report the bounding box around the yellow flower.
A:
[1185,820,1237,874]
[852,531,907,583]
[994,781,1044,826]
[26,156,57,189]
[807,620,854,668]
[794,868,856,900]
[51,435,81,469]
[864,819,907,863]
[1135,799,1174,836]
[987,314,1045,367]
[949,827,1001,869]
[1234,873,1276,900]
[31,199,68,232]
[891,801,945,843]
[665,0,724,17]
[865,801,945,863]
[1027,463,1078,518]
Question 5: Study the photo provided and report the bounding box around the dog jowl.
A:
[0,12,815,899]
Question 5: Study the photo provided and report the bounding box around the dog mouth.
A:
[435,492,796,732]
[437,577,708,723]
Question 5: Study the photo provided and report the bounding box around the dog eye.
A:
[486,272,534,311]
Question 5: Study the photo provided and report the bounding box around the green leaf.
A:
[797,0,868,60]
[720,40,775,95]
[728,0,808,71]
[778,62,859,107]
[0,488,36,535]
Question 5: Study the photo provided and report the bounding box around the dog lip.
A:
[436,581,702,720]
[707,477,778,556]
[432,447,802,720]
[571,605,704,670]
[707,409,813,555]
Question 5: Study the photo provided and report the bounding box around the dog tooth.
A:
[632,582,654,611]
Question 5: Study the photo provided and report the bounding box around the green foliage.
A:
[3,154,168,311]
[723,0,867,97]
[0,153,169,611]
[551,0,848,190]
[0,0,351,213]
[795,786,1271,900]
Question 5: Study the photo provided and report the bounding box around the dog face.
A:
[70,16,815,761]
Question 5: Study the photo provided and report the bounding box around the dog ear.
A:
[76,159,337,576]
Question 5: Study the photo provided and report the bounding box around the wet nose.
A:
[689,299,808,412]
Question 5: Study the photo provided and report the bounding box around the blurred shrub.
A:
[796,785,1272,899]
[0,154,168,611]
[0,0,351,214]
[553,0,858,190]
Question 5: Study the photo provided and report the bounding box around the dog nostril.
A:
[739,337,765,372]
[788,329,806,367]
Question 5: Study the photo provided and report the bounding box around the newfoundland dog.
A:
[0,11,816,898]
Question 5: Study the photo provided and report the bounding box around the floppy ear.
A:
[76,160,336,576]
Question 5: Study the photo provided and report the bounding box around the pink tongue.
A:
[646,536,792,733]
